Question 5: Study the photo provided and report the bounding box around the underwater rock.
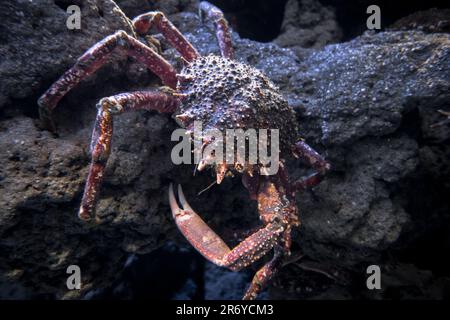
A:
[389,7,450,33]
[115,0,198,18]
[0,0,449,299]
[274,0,343,51]
[0,0,134,111]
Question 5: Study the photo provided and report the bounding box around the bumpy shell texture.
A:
[175,54,299,161]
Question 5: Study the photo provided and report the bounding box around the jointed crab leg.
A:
[169,173,297,300]
[38,30,178,132]
[132,12,200,62]
[79,90,180,221]
[243,246,284,300]
[169,184,285,270]
[199,1,234,59]
[169,184,231,265]
[292,140,331,191]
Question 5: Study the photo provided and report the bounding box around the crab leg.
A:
[169,184,285,271]
[242,170,259,200]
[132,12,200,62]
[199,1,234,59]
[292,140,331,191]
[38,30,178,132]
[169,173,297,300]
[79,90,180,221]
[243,246,284,300]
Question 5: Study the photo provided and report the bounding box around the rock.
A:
[0,0,449,299]
[0,116,177,299]
[0,0,135,112]
[288,31,449,146]
[204,262,269,300]
[389,8,450,33]
[270,30,449,298]
[115,0,198,18]
[274,0,343,52]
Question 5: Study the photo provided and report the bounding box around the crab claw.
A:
[168,184,230,265]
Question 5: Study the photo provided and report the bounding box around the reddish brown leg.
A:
[38,30,178,132]
[292,140,330,191]
[243,246,284,300]
[240,167,299,300]
[169,184,284,271]
[199,1,234,59]
[169,168,298,300]
[132,12,200,62]
[79,89,180,221]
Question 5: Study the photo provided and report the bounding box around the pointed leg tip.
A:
[177,184,190,209]
[78,207,92,222]
[177,183,183,195]
[168,183,174,199]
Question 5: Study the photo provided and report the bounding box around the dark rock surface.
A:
[0,0,449,299]
[274,0,343,51]
[389,7,450,33]
[0,0,133,111]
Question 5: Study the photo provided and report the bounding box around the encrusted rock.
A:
[274,0,343,52]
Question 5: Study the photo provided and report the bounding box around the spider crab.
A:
[38,2,330,300]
